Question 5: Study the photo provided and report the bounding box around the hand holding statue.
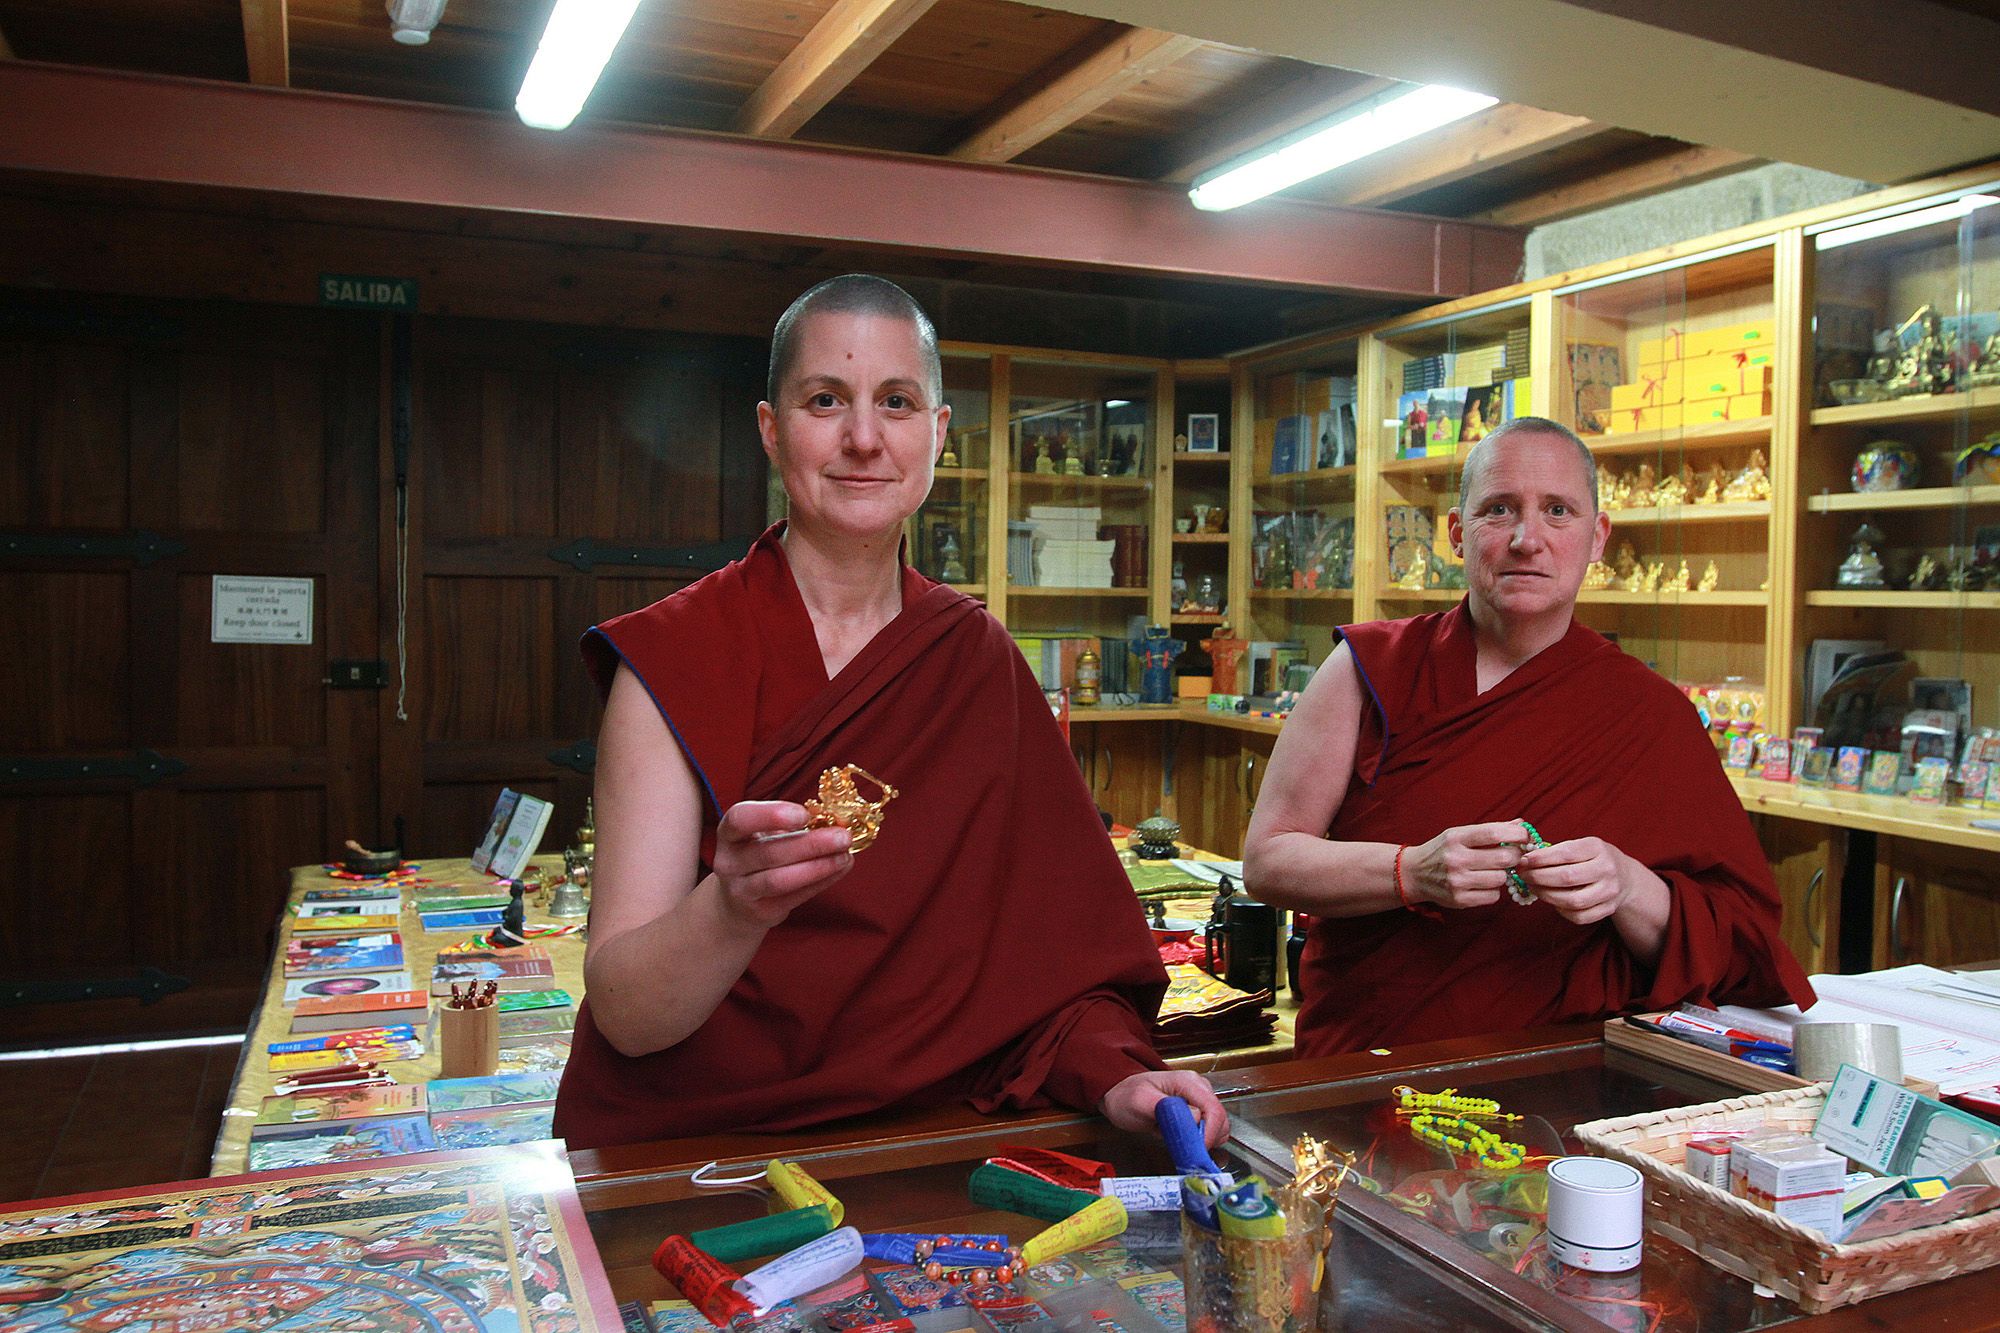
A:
[710,800,854,929]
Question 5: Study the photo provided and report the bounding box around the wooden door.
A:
[390,318,767,858]
[0,291,379,1043]
[1755,815,1843,976]
[1074,721,1168,832]
[1875,836,2000,969]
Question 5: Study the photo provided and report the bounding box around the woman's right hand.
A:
[710,800,855,929]
[1406,821,1528,911]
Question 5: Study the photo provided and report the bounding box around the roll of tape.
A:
[1545,1156,1643,1274]
[1795,1022,1901,1082]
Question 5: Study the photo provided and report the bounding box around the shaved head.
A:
[769,274,941,407]
[1458,417,1598,515]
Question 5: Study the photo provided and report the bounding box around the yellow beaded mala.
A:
[1394,1086,1527,1170]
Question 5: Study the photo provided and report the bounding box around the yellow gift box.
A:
[1683,391,1773,424]
[1685,320,1777,359]
[1636,328,1688,366]
[1610,364,1684,411]
[1601,403,1683,435]
[1683,350,1773,400]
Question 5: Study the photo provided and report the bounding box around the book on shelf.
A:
[431,955,557,995]
[1271,413,1306,475]
[290,988,431,1033]
[498,1006,577,1046]
[283,969,413,1005]
[284,930,404,977]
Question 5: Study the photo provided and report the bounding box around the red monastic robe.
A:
[553,525,1168,1148]
[1295,603,1814,1058]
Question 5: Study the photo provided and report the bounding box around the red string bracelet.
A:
[1394,845,1442,919]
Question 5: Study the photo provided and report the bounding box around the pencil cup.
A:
[1181,1194,1326,1333]
[437,1001,499,1078]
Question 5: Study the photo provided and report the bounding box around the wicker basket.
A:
[1573,1085,2000,1313]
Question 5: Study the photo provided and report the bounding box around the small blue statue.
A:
[1130,626,1182,704]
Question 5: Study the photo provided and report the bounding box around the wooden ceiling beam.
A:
[948,26,1203,163]
[241,0,290,88]
[1470,144,1758,227]
[1152,68,1398,185]
[734,0,941,139]
[0,62,1524,301]
[1315,105,1602,208]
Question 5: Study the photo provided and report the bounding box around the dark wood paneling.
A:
[419,351,559,541]
[177,349,327,533]
[0,572,131,749]
[174,573,328,747]
[168,787,324,963]
[421,778,562,864]
[0,793,133,967]
[421,576,560,742]
[0,340,132,529]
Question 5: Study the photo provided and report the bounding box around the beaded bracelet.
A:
[1408,1111,1527,1170]
[1393,845,1442,920]
[1506,819,1549,905]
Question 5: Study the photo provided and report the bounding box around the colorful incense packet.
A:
[653,1235,755,1328]
[862,1233,1015,1266]
[736,1227,865,1315]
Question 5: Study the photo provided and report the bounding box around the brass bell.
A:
[548,871,589,919]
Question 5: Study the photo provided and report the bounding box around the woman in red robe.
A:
[1244,419,1812,1057]
[553,276,1226,1148]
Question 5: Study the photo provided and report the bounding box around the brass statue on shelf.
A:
[1612,540,1641,591]
[1697,560,1720,593]
[1696,461,1724,505]
[1886,304,1955,398]
[1665,559,1693,593]
[1582,559,1613,590]
[1655,468,1689,507]
[1640,561,1663,593]
[1033,439,1054,474]
[803,764,899,852]
[939,432,959,469]
[1629,462,1658,508]
[1598,469,1619,513]
[1723,449,1772,503]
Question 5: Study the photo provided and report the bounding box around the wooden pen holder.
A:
[437,1000,499,1078]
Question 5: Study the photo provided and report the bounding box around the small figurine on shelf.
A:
[1723,449,1772,503]
[1909,554,1942,591]
[1062,449,1085,476]
[1655,468,1689,507]
[1836,523,1888,588]
[1665,559,1692,592]
[1173,432,1189,453]
[1597,469,1618,513]
[1696,462,1724,504]
[1640,561,1663,593]
[1612,539,1641,592]
[488,879,529,949]
[936,528,968,583]
[1629,462,1658,508]
[1887,304,1955,398]
[1192,573,1222,614]
[1129,626,1182,705]
[939,432,959,469]
[1204,506,1228,535]
[1582,560,1613,590]
[1697,560,1720,593]
[1170,559,1188,610]
[1033,439,1054,474]
[1610,471,1633,510]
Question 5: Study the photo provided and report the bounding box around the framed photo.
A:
[1186,413,1220,453]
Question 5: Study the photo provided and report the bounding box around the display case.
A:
[912,350,997,596]
[1369,298,1537,620]
[1797,182,2000,781]
[1163,360,1233,688]
[1234,341,1363,685]
[1552,242,1783,722]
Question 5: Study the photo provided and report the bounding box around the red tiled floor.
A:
[1,1041,241,1204]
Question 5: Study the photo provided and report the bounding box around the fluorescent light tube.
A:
[1814,194,1999,250]
[1189,84,1499,212]
[515,0,644,131]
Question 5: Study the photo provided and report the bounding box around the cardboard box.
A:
[1682,391,1772,424]
[1636,328,1688,365]
[1600,403,1684,435]
[1700,319,1777,355]
[1610,363,1685,411]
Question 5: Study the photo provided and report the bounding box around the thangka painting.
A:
[0,1140,621,1332]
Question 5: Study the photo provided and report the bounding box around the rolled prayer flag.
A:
[1154,1096,1222,1176]
[767,1158,844,1226]
[1019,1194,1128,1267]
[736,1226,865,1315]
[652,1235,755,1328]
[968,1162,1099,1222]
[690,1204,833,1264]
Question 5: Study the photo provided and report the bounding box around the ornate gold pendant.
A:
[803,764,899,852]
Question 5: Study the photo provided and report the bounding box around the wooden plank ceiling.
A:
[0,0,1758,229]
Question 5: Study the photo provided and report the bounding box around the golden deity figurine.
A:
[1724,448,1772,502]
[1666,558,1692,592]
[1629,462,1658,508]
[1610,472,1633,510]
[1582,560,1613,590]
[1697,560,1720,593]
[803,764,899,852]
[1640,561,1663,593]
[1655,469,1689,507]
[1597,470,1618,513]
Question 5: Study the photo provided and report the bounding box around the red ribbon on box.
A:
[1639,371,1669,403]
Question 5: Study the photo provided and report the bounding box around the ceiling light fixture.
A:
[1189,84,1499,212]
[1813,194,1999,250]
[385,0,448,46]
[515,0,644,131]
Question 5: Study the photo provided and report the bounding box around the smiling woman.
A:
[549,276,1229,1152]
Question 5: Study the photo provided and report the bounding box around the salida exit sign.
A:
[318,273,418,310]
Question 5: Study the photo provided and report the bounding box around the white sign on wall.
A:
[212,576,314,644]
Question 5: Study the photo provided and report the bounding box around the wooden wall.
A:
[0,288,768,1045]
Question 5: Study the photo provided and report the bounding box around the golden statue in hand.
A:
[804,764,899,852]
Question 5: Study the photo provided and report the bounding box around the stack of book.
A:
[425,1071,561,1150]
[1100,523,1148,587]
[1028,505,1114,588]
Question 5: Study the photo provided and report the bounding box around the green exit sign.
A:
[318,274,418,310]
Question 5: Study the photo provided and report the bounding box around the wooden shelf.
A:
[1803,590,2000,609]
[1172,533,1230,544]
[1251,465,1356,488]
[1068,703,1184,722]
[1171,612,1227,625]
[1604,501,1770,525]
[1010,471,1147,490]
[938,582,987,596]
[1379,454,1460,478]
[1376,587,1462,601]
[1731,776,2000,855]
[1250,588,1353,600]
[1584,417,1775,458]
[1010,586,1148,597]
[1809,384,2000,429]
[1576,588,1768,606]
[1172,451,1231,464]
[1806,484,2000,513]
[932,466,989,481]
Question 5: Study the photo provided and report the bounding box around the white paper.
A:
[1729,965,2000,1094]
[1100,1175,1184,1212]
[737,1227,862,1314]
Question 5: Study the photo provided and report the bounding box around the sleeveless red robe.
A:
[1295,602,1814,1058]
[553,525,1167,1148]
